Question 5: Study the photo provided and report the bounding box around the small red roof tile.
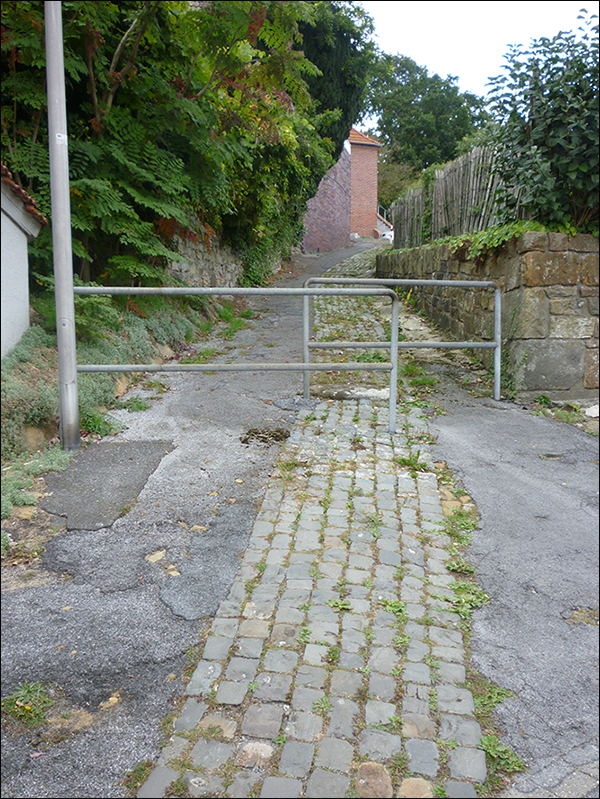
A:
[1,164,48,227]
[348,127,381,147]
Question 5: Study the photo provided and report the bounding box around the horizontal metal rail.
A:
[73,284,401,434]
[77,362,393,373]
[303,277,502,401]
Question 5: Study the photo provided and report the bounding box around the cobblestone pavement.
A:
[138,397,484,799]
[135,249,487,798]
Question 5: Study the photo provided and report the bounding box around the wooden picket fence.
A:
[391,146,503,248]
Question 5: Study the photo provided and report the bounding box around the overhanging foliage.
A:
[1,1,372,287]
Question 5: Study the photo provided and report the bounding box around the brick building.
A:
[302,128,383,253]
[348,127,382,238]
[302,144,352,254]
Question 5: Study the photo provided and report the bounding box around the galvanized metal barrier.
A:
[303,277,502,402]
[72,285,401,436]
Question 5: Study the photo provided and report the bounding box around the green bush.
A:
[488,11,599,233]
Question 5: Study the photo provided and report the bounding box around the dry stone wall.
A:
[376,232,599,400]
[167,235,245,287]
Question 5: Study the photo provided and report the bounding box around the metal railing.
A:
[303,277,502,402]
[71,285,401,438]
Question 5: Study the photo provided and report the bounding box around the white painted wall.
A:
[1,183,42,358]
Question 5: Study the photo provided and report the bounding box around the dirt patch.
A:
[562,607,599,625]
[240,427,290,446]
[2,693,122,751]
[1,481,67,592]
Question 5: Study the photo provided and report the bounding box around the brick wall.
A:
[350,141,380,238]
[302,147,351,253]
[376,232,599,400]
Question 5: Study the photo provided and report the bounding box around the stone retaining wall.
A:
[167,235,245,287]
[376,232,599,400]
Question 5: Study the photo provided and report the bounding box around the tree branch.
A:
[85,21,101,132]
[102,1,161,113]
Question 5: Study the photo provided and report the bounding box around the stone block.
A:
[500,256,522,291]
[284,710,323,741]
[292,686,324,713]
[444,781,478,798]
[263,649,299,673]
[447,747,487,783]
[306,770,350,798]
[580,252,600,285]
[189,739,234,769]
[439,714,482,746]
[397,776,434,797]
[524,251,580,286]
[332,669,365,698]
[238,619,269,638]
[436,685,475,715]
[174,699,207,732]
[235,741,275,769]
[368,646,400,674]
[184,772,225,798]
[405,738,439,777]
[226,772,260,798]
[402,713,438,739]
[241,704,283,739]
[510,339,585,391]
[403,662,431,685]
[261,776,303,798]
[548,232,573,252]
[365,699,397,726]
[225,657,258,682]
[315,737,354,771]
[359,729,403,760]
[516,231,548,252]
[279,740,315,778]
[327,697,360,738]
[254,673,293,702]
[295,665,327,688]
[356,761,393,798]
[549,316,596,339]
[197,714,237,739]
[137,766,179,798]
[369,672,396,702]
[584,347,599,388]
[186,661,222,696]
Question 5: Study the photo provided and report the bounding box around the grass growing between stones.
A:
[122,760,155,796]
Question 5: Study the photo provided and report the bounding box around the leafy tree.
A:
[365,53,486,170]
[375,145,419,210]
[298,0,375,158]
[1,0,336,286]
[487,10,599,232]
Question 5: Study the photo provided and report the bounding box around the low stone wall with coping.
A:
[376,232,599,401]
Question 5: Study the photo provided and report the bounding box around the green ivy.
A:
[436,220,548,260]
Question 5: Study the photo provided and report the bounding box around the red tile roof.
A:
[348,127,381,147]
[1,164,48,227]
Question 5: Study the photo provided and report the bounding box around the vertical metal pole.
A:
[45,1,80,450]
[303,294,310,400]
[388,294,399,434]
[494,288,502,401]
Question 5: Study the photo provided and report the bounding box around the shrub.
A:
[488,11,599,233]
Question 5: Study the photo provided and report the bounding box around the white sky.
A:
[358,1,599,98]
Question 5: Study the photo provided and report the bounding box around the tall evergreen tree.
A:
[298,1,375,158]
